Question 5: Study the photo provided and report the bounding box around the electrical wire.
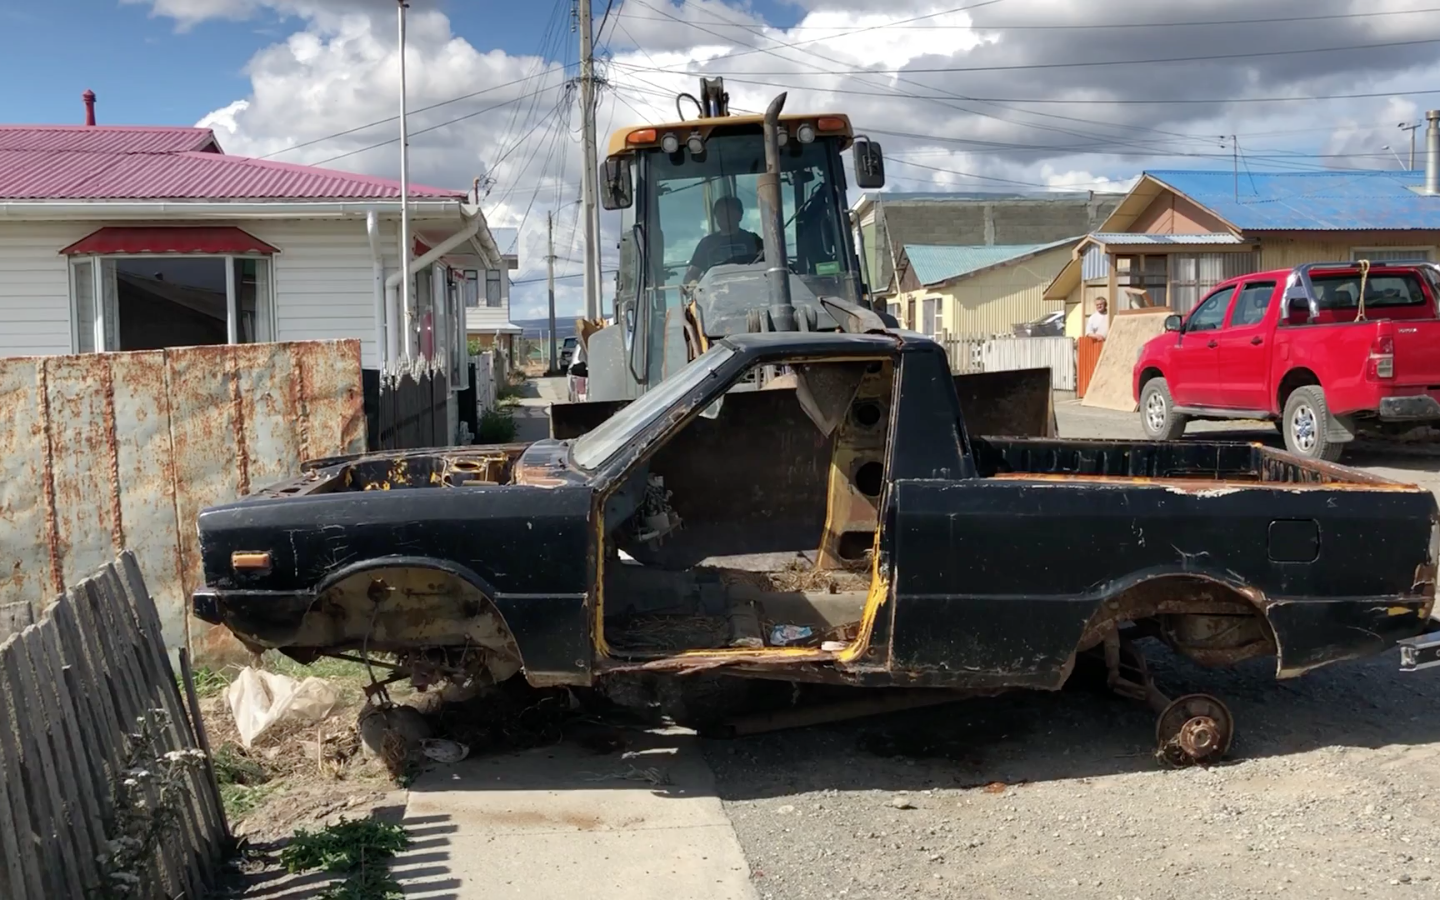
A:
[618,34,1440,76]
[312,82,568,165]
[617,5,1440,33]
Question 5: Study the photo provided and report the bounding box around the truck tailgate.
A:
[1391,319,1440,388]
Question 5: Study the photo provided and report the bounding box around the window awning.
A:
[60,226,279,256]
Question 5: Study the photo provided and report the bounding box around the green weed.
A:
[281,818,412,900]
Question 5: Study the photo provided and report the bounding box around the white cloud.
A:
[126,0,1440,316]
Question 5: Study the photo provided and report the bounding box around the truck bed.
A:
[972,436,1402,487]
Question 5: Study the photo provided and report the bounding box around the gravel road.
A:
[703,401,1440,900]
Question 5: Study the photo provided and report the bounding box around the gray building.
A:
[851,191,1123,298]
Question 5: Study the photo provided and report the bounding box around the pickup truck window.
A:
[1231,282,1276,326]
[1312,272,1427,309]
[570,344,736,470]
[1186,285,1235,332]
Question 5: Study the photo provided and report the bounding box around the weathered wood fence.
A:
[0,553,227,899]
[362,365,451,450]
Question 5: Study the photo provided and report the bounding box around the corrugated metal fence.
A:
[942,334,1077,390]
[980,337,1077,391]
[0,340,365,660]
[0,553,227,900]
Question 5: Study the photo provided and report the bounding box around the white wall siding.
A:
[0,222,91,357]
[246,220,385,369]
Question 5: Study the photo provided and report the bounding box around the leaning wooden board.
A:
[1080,308,1174,412]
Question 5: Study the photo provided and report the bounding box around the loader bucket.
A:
[548,366,1056,441]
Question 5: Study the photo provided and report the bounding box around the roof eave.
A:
[0,197,469,220]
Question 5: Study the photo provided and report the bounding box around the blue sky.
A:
[0,0,798,127]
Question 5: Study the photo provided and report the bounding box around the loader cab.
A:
[601,113,884,388]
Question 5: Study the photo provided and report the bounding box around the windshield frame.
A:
[634,129,858,293]
[570,344,738,471]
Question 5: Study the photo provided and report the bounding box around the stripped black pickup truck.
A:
[193,329,1440,765]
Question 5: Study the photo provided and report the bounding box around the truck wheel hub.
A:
[1292,405,1317,451]
[1145,393,1166,431]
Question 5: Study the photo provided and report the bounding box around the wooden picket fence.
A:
[0,552,228,899]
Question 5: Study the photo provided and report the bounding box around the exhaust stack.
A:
[758,92,796,331]
[83,90,96,127]
[1427,110,1440,195]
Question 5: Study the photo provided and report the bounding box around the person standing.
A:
[1086,296,1110,340]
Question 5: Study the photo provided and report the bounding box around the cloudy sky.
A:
[7,0,1440,318]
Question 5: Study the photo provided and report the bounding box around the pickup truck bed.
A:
[193,330,1438,762]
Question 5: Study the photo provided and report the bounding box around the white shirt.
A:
[1086,309,1109,338]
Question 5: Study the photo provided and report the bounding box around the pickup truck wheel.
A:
[1282,386,1343,462]
[1140,378,1187,440]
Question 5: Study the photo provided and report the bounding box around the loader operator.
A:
[684,195,763,284]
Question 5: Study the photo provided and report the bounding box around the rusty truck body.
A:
[193,327,1439,764]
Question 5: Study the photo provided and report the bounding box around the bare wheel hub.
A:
[1156,693,1234,767]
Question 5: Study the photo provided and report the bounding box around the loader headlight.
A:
[796,123,816,144]
[686,131,705,155]
[661,132,680,154]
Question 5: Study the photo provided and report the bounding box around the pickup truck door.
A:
[1170,285,1235,407]
[1214,279,1278,412]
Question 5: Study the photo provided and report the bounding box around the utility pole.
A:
[547,211,558,374]
[1401,121,1423,170]
[578,0,602,322]
[397,0,413,362]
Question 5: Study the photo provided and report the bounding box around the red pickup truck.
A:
[1134,261,1440,461]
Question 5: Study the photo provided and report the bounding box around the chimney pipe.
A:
[82,90,96,127]
[1426,110,1440,195]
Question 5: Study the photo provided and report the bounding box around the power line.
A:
[259,65,571,160]
[618,34,1440,76]
[617,5,1440,33]
[313,82,566,166]
[607,70,1440,107]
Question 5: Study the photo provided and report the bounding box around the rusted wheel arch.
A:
[295,557,526,682]
[1069,573,1278,675]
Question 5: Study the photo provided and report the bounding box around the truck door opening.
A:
[593,355,896,660]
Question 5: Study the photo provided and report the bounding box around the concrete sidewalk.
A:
[393,730,757,900]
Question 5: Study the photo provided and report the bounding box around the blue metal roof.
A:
[1145,169,1440,231]
[904,237,1079,286]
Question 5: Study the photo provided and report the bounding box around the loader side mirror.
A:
[853,139,885,189]
[600,157,633,210]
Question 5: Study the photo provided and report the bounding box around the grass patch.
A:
[281,818,412,900]
[478,405,518,443]
[222,781,280,822]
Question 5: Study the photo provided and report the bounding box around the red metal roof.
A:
[0,125,465,202]
[59,226,280,256]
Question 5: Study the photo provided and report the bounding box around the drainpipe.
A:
[366,209,388,369]
[1426,110,1440,196]
[382,205,494,364]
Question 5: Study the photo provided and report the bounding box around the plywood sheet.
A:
[1080,309,1173,412]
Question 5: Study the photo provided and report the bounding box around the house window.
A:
[1169,252,1259,315]
[1352,247,1434,262]
[906,297,916,330]
[68,255,273,352]
[462,269,480,307]
[485,269,503,307]
[922,297,938,337]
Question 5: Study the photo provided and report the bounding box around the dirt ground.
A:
[701,401,1440,900]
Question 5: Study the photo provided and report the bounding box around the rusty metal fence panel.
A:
[0,340,364,659]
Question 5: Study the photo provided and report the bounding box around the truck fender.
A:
[313,555,526,683]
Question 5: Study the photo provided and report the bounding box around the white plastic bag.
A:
[225,666,340,749]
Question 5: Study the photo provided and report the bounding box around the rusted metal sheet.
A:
[110,351,188,656]
[0,357,54,630]
[0,340,364,658]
